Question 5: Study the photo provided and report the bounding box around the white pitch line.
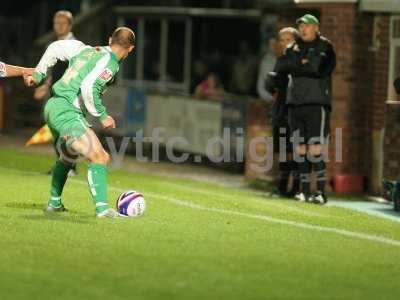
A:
[69,179,400,248]
[0,165,346,217]
[160,195,400,248]
[2,166,400,248]
[162,182,330,218]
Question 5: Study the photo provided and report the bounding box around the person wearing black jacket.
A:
[275,14,336,204]
[266,27,300,197]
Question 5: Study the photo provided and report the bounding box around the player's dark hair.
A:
[111,27,135,49]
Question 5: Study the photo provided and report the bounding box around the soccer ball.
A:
[116,191,146,217]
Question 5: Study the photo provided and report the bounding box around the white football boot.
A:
[294,192,307,202]
[96,208,121,218]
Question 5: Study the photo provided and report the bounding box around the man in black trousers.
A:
[266,27,300,198]
[275,14,336,204]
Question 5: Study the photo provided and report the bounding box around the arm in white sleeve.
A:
[0,61,6,77]
[33,40,86,83]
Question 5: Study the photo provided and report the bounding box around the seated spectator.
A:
[194,72,225,100]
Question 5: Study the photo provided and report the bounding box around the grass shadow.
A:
[21,213,94,224]
[4,202,45,211]
[246,178,275,193]
[4,202,83,216]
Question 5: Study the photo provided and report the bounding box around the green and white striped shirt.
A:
[33,40,120,121]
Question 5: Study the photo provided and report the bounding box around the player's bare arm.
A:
[0,61,34,78]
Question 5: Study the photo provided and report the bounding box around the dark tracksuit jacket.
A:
[275,35,336,109]
[266,59,290,128]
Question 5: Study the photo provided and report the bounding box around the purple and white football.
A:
[116,191,146,217]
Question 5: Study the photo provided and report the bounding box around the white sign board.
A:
[146,95,222,156]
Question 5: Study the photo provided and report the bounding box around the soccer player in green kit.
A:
[25,27,135,218]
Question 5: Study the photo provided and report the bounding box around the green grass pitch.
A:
[0,147,400,300]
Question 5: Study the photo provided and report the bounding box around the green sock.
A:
[88,164,109,214]
[48,160,71,208]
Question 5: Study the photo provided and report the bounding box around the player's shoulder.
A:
[53,39,85,47]
[319,35,333,47]
[97,49,119,83]
[105,50,120,72]
[105,57,119,76]
[97,47,118,63]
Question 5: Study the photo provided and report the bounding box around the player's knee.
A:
[296,145,307,156]
[59,152,78,166]
[102,152,110,165]
[89,150,110,165]
[97,151,110,165]
[60,157,76,166]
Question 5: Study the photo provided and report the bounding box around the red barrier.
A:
[332,174,365,193]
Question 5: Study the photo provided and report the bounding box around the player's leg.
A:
[43,99,75,212]
[40,95,78,177]
[69,162,78,176]
[272,125,291,197]
[290,106,311,201]
[284,120,300,196]
[51,143,78,177]
[297,143,311,201]
[69,127,118,217]
[48,104,117,217]
[288,158,300,196]
[307,105,330,204]
[47,140,78,212]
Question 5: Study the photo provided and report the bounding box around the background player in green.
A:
[25,27,135,218]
